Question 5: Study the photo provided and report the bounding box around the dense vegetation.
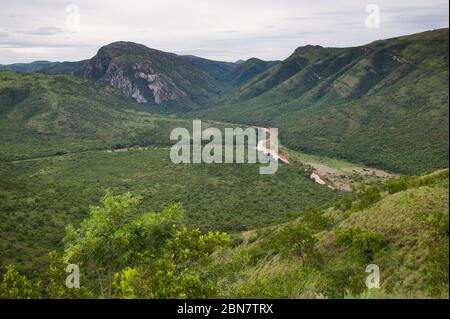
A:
[1,170,447,298]
[0,146,341,274]
[212,170,449,298]
[193,29,449,174]
[0,28,448,299]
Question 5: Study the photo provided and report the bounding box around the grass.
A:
[212,170,449,298]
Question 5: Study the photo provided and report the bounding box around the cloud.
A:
[24,26,64,35]
[0,0,448,64]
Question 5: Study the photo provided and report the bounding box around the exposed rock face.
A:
[135,66,187,104]
[103,63,147,103]
[81,43,188,105]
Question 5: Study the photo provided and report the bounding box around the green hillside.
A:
[220,58,278,87]
[0,61,59,73]
[0,28,448,299]
[80,42,232,109]
[0,71,197,161]
[0,70,342,274]
[194,28,449,174]
[213,170,449,298]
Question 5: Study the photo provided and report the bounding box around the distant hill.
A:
[195,28,449,174]
[0,61,59,73]
[179,55,236,82]
[1,29,448,173]
[221,58,279,87]
[0,71,194,161]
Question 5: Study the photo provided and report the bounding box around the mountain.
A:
[221,57,278,87]
[195,28,449,174]
[44,60,88,75]
[180,55,277,87]
[0,71,194,161]
[79,41,233,109]
[1,29,448,173]
[179,55,236,82]
[0,61,59,73]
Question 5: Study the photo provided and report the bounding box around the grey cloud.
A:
[284,17,310,21]
[24,26,64,35]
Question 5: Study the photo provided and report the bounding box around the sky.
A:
[0,0,448,64]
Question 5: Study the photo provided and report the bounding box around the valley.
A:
[0,28,448,299]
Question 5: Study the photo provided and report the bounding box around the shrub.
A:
[0,264,41,299]
[354,185,381,210]
[335,227,388,260]
[384,176,409,194]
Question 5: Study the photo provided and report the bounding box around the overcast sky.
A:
[0,0,448,64]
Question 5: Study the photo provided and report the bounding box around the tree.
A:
[276,222,317,264]
[63,191,229,299]
[113,227,229,298]
[64,191,182,298]
[0,264,41,299]
[43,251,93,299]
[335,227,387,261]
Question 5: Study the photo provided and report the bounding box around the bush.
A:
[273,222,317,264]
[0,264,41,299]
[354,185,381,210]
[335,227,388,260]
[384,176,409,194]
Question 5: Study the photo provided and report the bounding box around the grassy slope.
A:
[214,170,449,298]
[193,29,449,174]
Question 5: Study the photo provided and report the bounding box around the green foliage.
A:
[235,268,323,298]
[335,227,388,261]
[337,197,354,211]
[354,184,381,210]
[299,208,334,231]
[64,192,182,298]
[275,223,317,263]
[167,227,230,265]
[113,226,229,298]
[43,251,92,299]
[194,29,449,174]
[421,210,449,297]
[0,264,41,299]
[384,176,410,194]
[113,262,218,299]
[59,192,228,298]
[112,259,221,299]
[0,147,341,272]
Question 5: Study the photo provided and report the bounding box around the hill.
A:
[221,58,278,87]
[0,70,343,273]
[79,42,232,109]
[194,28,449,174]
[0,71,195,161]
[214,169,449,298]
[0,61,59,73]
